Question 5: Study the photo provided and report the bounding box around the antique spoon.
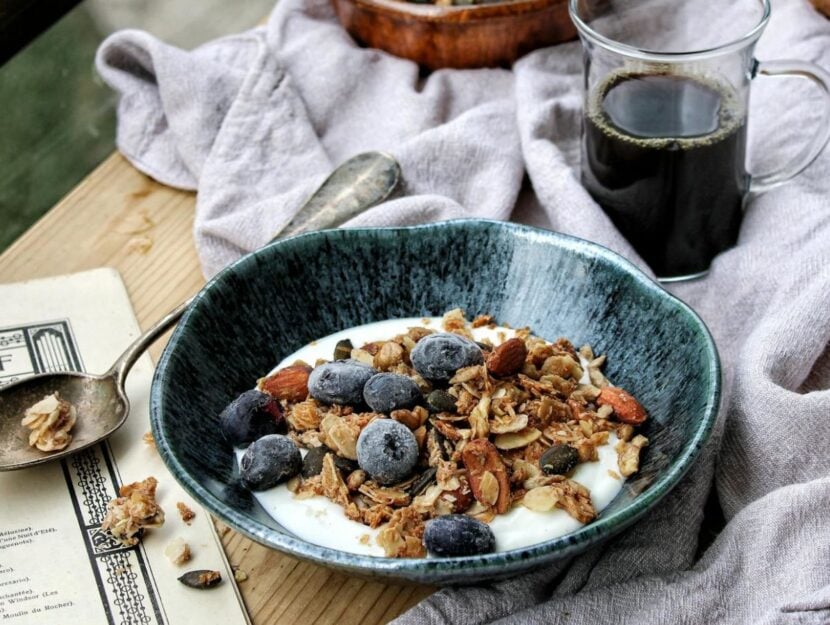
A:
[0,152,401,471]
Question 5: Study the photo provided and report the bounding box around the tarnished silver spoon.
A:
[0,152,401,471]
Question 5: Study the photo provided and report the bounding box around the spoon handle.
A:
[106,151,401,386]
[108,298,193,387]
[273,152,401,239]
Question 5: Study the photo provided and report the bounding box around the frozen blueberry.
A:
[363,373,422,414]
[239,434,301,490]
[423,515,495,557]
[410,333,484,382]
[356,419,419,485]
[308,360,376,405]
[219,389,284,447]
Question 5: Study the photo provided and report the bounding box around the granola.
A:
[233,309,649,558]
[164,537,192,565]
[101,477,165,546]
[20,392,77,452]
[177,501,196,524]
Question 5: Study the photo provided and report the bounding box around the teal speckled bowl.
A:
[150,220,720,585]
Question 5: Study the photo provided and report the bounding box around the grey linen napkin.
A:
[95,0,830,622]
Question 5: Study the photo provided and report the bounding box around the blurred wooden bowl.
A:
[332,0,577,70]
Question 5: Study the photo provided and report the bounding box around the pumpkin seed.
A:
[178,570,222,589]
[539,443,579,475]
[426,389,457,413]
[334,338,354,361]
[407,467,438,496]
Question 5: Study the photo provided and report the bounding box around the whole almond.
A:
[486,338,528,377]
[461,439,511,513]
[259,364,312,402]
[597,387,647,425]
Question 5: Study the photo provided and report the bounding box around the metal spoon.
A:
[0,152,401,471]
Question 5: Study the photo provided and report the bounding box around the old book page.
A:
[0,268,249,625]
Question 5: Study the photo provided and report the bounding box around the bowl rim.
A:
[338,0,568,22]
[150,219,721,579]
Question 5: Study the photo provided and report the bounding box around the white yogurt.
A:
[236,317,624,556]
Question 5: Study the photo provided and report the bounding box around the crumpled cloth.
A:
[95,0,830,622]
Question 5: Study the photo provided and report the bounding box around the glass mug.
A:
[570,0,830,281]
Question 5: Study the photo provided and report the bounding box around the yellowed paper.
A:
[0,268,249,625]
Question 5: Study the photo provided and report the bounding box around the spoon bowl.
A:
[0,372,126,470]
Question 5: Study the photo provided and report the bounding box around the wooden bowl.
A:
[332,0,577,70]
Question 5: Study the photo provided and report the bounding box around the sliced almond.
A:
[489,412,528,434]
[479,471,499,506]
[494,427,541,450]
[522,486,560,512]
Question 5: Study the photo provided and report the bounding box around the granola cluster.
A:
[101,477,165,547]
[257,309,649,558]
[21,392,77,452]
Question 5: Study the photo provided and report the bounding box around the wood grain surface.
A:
[0,152,433,624]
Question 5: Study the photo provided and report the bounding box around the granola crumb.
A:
[214,520,231,538]
[143,431,156,447]
[471,314,495,328]
[607,470,621,480]
[126,235,153,255]
[233,568,249,582]
[199,571,221,587]
[21,392,77,452]
[359,534,371,546]
[177,502,196,525]
[101,477,165,547]
[164,537,192,565]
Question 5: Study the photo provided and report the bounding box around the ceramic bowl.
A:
[332,0,577,70]
[150,220,720,585]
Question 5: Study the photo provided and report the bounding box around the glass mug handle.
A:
[749,60,830,193]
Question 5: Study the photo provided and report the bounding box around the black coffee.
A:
[582,72,749,278]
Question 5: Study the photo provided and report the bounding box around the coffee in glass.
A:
[570,0,830,281]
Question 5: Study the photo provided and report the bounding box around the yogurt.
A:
[236,317,624,556]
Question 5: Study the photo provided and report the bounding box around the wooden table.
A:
[0,153,433,624]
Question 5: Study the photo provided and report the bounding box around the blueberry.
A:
[239,434,301,490]
[308,360,376,405]
[363,373,422,414]
[219,389,284,447]
[423,515,495,557]
[410,333,483,382]
[302,446,359,477]
[356,419,419,485]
